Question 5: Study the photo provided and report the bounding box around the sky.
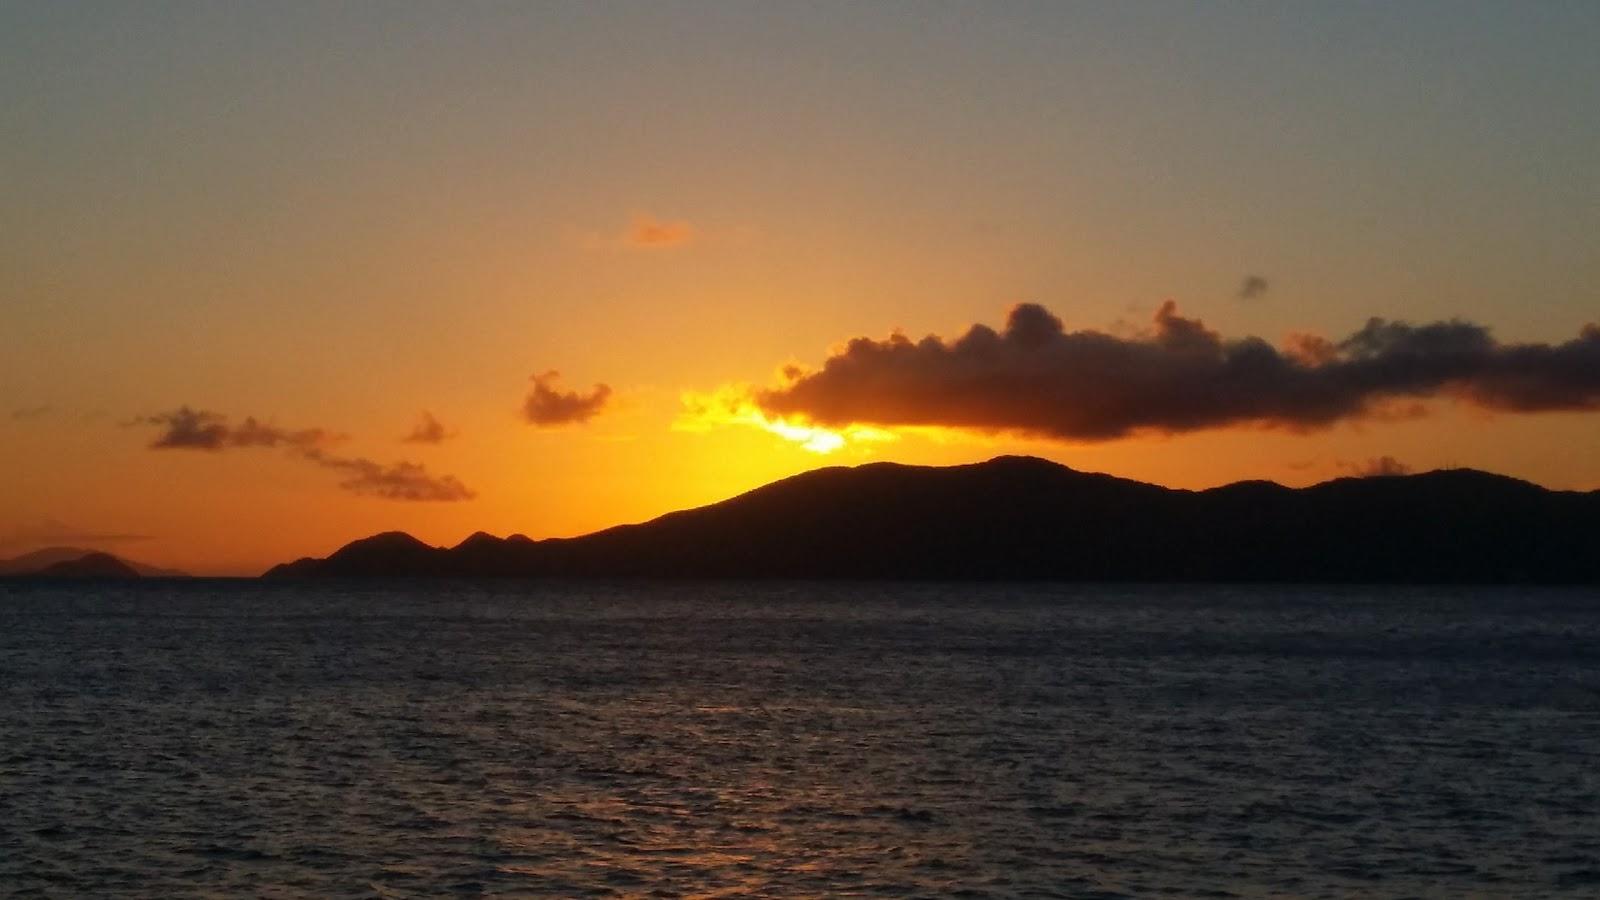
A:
[2,1,1597,575]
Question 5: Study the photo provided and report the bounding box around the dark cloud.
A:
[134,406,474,501]
[752,303,1600,441]
[402,411,455,444]
[137,406,335,450]
[1237,275,1270,300]
[1345,455,1413,477]
[10,405,53,421]
[300,449,475,502]
[523,371,612,426]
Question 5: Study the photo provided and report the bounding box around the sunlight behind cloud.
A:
[677,386,896,454]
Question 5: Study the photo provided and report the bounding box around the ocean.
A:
[2,581,1597,897]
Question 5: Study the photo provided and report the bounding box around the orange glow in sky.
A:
[3,4,1598,574]
[678,387,899,454]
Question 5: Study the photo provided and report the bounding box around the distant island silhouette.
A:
[265,456,1600,584]
[0,547,186,579]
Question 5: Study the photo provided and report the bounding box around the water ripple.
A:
[1,581,1597,896]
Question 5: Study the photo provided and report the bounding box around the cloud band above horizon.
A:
[737,303,1600,442]
[135,407,474,501]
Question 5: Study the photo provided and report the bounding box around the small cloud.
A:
[1237,275,1270,300]
[300,449,475,502]
[570,213,709,252]
[626,213,696,249]
[10,405,52,421]
[134,406,335,451]
[402,411,455,444]
[1343,455,1413,477]
[523,371,612,426]
[131,406,474,501]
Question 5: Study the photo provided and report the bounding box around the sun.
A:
[676,387,895,454]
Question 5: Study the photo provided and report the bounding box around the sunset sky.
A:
[3,2,1598,574]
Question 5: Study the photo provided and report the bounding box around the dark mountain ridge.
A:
[264,456,1600,583]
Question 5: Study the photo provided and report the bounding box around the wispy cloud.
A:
[573,213,699,251]
[300,449,475,501]
[133,406,337,451]
[625,213,696,249]
[134,406,474,501]
[523,371,612,426]
[402,411,455,444]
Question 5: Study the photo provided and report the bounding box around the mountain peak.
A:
[342,531,432,552]
[454,531,503,551]
[0,546,185,578]
[296,531,448,577]
[35,552,141,579]
[371,530,427,545]
[981,454,1072,470]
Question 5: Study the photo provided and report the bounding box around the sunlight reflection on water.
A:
[2,581,1598,897]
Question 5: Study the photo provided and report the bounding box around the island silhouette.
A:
[0,547,186,579]
[266,456,1599,583]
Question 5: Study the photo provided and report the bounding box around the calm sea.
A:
[2,581,1597,897]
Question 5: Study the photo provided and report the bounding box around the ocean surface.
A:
[2,582,1598,898]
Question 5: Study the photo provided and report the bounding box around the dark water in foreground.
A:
[2,582,1598,898]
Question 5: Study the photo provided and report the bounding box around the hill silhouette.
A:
[0,547,185,578]
[264,456,1600,583]
[27,552,143,579]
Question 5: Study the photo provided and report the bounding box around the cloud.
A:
[625,213,696,249]
[1237,275,1269,300]
[1344,455,1412,477]
[10,405,52,421]
[0,517,152,551]
[135,406,335,450]
[299,449,475,502]
[708,302,1600,445]
[402,411,455,444]
[134,406,474,501]
[523,371,612,426]
[570,213,713,252]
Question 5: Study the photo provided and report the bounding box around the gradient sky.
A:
[3,1,1598,574]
